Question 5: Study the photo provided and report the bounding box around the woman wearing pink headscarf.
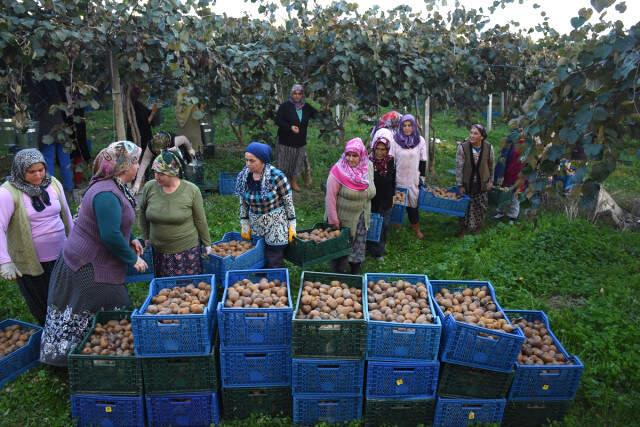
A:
[325,138,376,274]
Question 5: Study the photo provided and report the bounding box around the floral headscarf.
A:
[369,128,394,177]
[150,131,173,154]
[289,84,306,110]
[8,149,51,198]
[330,137,369,191]
[394,114,421,149]
[90,141,141,207]
[152,148,185,178]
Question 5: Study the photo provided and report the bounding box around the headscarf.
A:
[152,149,185,178]
[245,141,272,164]
[330,137,369,191]
[370,110,402,138]
[90,140,141,207]
[150,131,173,154]
[394,114,421,149]
[369,129,394,177]
[471,123,488,142]
[289,84,306,110]
[8,149,51,198]
[235,142,277,200]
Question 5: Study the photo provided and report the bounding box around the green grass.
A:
[0,107,639,426]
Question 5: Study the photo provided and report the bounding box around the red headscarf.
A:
[330,138,369,191]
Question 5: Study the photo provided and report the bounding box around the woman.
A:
[138,149,212,277]
[131,131,196,194]
[456,124,495,236]
[366,129,396,261]
[176,86,206,152]
[126,86,158,152]
[275,84,317,192]
[494,130,527,224]
[40,141,148,367]
[370,110,402,139]
[390,114,428,239]
[236,142,296,268]
[0,149,73,325]
[325,138,376,275]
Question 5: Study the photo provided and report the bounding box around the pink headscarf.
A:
[330,137,369,191]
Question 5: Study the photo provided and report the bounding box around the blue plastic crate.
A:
[366,359,440,399]
[218,268,292,348]
[365,273,442,360]
[366,213,383,242]
[204,232,265,284]
[0,319,42,388]
[292,358,364,395]
[505,310,584,401]
[132,274,216,357]
[125,245,154,284]
[220,347,291,387]
[70,393,145,427]
[293,394,363,426]
[418,186,471,217]
[146,391,220,427]
[430,280,525,372]
[433,397,506,427]
[218,172,238,195]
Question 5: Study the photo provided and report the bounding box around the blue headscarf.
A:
[235,142,276,199]
[394,114,421,149]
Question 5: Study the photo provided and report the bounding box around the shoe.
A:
[493,212,504,219]
[409,223,424,240]
[508,217,517,225]
[290,177,301,192]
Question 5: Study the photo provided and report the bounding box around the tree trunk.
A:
[109,50,126,141]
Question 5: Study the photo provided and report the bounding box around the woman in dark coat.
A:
[274,84,317,192]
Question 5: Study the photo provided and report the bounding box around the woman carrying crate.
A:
[138,149,212,277]
[325,138,376,274]
[456,124,495,236]
[236,142,296,268]
[40,141,148,366]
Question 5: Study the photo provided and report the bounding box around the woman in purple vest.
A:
[40,141,148,366]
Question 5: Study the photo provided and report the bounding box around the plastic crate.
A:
[218,172,237,195]
[68,311,142,395]
[489,187,513,208]
[125,245,154,284]
[293,394,363,426]
[141,346,218,394]
[365,397,436,427]
[204,232,265,285]
[292,358,365,395]
[70,393,145,427]
[366,213,383,242]
[146,391,220,427]
[220,347,291,387]
[430,280,525,372]
[292,271,367,359]
[218,268,292,348]
[132,274,216,357]
[0,319,42,388]
[418,186,471,217]
[438,362,513,399]
[502,399,572,427]
[366,360,440,399]
[505,310,584,401]
[221,386,292,419]
[284,223,352,268]
[390,204,405,225]
[365,273,441,360]
[433,397,506,427]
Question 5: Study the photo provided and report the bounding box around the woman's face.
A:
[154,171,176,186]
[469,126,483,145]
[291,90,303,103]
[374,141,389,160]
[345,152,360,167]
[245,152,264,174]
[119,161,139,184]
[402,120,414,136]
[24,163,46,186]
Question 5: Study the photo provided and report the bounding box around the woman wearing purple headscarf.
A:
[274,84,317,192]
[390,114,428,239]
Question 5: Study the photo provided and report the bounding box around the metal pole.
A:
[487,94,493,132]
[424,97,430,144]
[501,91,505,116]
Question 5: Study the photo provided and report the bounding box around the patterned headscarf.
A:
[394,114,421,149]
[8,149,51,198]
[330,138,369,191]
[471,123,488,142]
[152,149,185,178]
[150,131,173,154]
[289,84,306,110]
[369,128,394,177]
[90,141,141,207]
[370,110,402,138]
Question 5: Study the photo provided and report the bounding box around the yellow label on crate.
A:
[542,384,549,390]
[396,378,404,386]
[105,406,112,413]
[468,411,475,420]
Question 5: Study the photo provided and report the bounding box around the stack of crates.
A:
[364,273,442,427]
[218,269,293,420]
[502,310,584,427]
[291,271,366,426]
[132,274,220,427]
[430,280,525,427]
[68,311,146,427]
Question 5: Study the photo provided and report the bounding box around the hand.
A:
[131,183,140,195]
[291,125,300,134]
[133,257,148,273]
[241,221,252,241]
[458,185,465,196]
[188,149,197,158]
[151,103,159,113]
[0,263,22,281]
[487,182,494,191]
[130,239,144,257]
[330,221,340,229]
[419,176,426,187]
[205,246,213,256]
[496,177,504,187]
[288,223,297,243]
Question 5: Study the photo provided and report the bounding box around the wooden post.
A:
[487,94,493,132]
[424,97,430,145]
[109,50,126,141]
[501,91,505,116]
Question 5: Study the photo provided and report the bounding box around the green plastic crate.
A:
[221,386,292,420]
[68,311,142,395]
[438,362,514,399]
[489,187,513,207]
[502,399,572,427]
[365,398,436,427]
[284,223,352,268]
[292,271,366,359]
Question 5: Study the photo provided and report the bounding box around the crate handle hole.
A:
[392,328,416,334]
[541,370,561,376]
[392,368,416,373]
[244,313,267,319]
[317,365,340,369]
[248,391,267,397]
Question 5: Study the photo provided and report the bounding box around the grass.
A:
[0,105,639,426]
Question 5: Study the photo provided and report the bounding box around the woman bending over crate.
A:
[325,137,376,274]
[236,142,296,268]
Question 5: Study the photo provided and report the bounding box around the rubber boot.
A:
[349,262,362,275]
[330,256,349,274]
[290,176,301,192]
[410,223,424,240]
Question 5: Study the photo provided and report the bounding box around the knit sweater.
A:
[139,179,211,254]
